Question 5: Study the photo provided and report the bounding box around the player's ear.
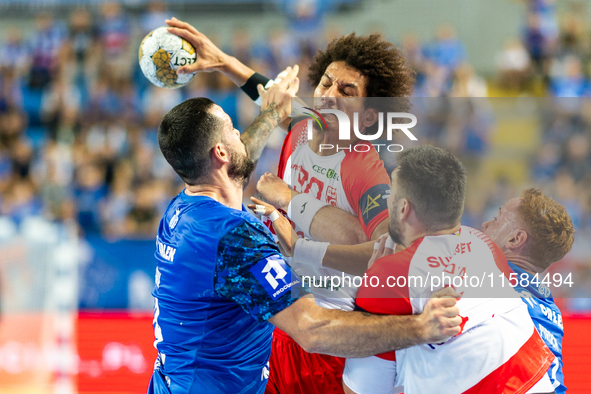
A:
[399,198,411,220]
[361,108,379,128]
[507,229,528,251]
[211,142,230,165]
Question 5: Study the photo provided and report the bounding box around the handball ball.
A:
[138,27,197,89]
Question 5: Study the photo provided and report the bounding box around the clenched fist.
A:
[256,172,293,212]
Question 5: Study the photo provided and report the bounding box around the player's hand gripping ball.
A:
[138,27,197,89]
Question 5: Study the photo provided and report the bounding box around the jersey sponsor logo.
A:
[312,165,340,181]
[360,184,390,225]
[169,208,181,229]
[250,255,300,300]
[156,237,176,262]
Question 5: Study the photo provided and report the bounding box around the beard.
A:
[227,145,255,184]
[388,215,404,246]
[388,195,404,245]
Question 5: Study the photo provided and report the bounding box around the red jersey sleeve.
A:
[340,143,391,239]
[355,238,424,361]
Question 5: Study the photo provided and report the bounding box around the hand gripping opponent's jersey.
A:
[270,120,391,311]
[345,226,555,394]
[509,261,566,394]
[148,192,305,394]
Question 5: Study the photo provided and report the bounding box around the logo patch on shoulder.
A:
[360,184,390,225]
[170,208,181,229]
[250,255,300,300]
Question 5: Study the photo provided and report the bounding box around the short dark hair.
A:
[308,33,414,115]
[158,97,221,185]
[395,145,467,231]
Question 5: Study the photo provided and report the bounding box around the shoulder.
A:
[341,143,384,170]
[217,212,276,254]
[355,238,425,315]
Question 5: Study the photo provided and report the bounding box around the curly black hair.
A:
[308,33,415,117]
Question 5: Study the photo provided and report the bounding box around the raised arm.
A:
[166,17,256,86]
[241,66,299,164]
[269,288,461,358]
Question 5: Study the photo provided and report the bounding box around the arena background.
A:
[0,0,590,393]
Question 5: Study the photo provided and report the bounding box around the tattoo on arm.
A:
[241,103,282,165]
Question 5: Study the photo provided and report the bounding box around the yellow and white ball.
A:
[138,27,197,89]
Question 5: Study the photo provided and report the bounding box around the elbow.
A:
[327,229,368,246]
[291,313,326,354]
[297,333,324,354]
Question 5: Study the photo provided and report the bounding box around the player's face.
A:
[313,61,370,133]
[210,105,254,181]
[481,198,523,249]
[387,169,404,245]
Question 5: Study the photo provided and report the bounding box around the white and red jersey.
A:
[346,226,555,394]
[270,120,391,311]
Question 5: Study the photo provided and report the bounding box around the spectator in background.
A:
[74,162,107,234]
[523,12,548,74]
[227,27,253,66]
[450,63,487,97]
[423,25,466,75]
[0,28,30,78]
[140,1,169,34]
[101,161,133,237]
[281,0,328,50]
[98,2,131,76]
[402,33,426,88]
[28,13,65,89]
[549,55,589,97]
[124,182,159,237]
[496,39,531,91]
[559,133,591,182]
[531,142,561,183]
[553,170,584,231]
[69,8,98,70]
[0,177,42,224]
[41,68,81,142]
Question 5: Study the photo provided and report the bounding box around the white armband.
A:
[288,193,329,236]
[292,238,330,269]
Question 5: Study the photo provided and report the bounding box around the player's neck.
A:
[184,179,243,210]
[505,255,544,275]
[403,224,462,248]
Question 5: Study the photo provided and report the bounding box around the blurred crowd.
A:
[0,0,589,266]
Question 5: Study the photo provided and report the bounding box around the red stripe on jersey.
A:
[463,330,554,394]
[277,119,308,178]
[355,238,425,361]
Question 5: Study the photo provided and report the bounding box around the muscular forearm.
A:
[241,103,282,164]
[309,206,368,245]
[323,242,374,276]
[272,214,297,257]
[303,305,425,358]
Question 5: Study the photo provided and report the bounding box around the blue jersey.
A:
[148,192,303,394]
[509,262,566,394]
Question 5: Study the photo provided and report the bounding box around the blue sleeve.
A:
[214,218,307,323]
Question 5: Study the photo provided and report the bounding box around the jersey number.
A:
[294,166,325,200]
